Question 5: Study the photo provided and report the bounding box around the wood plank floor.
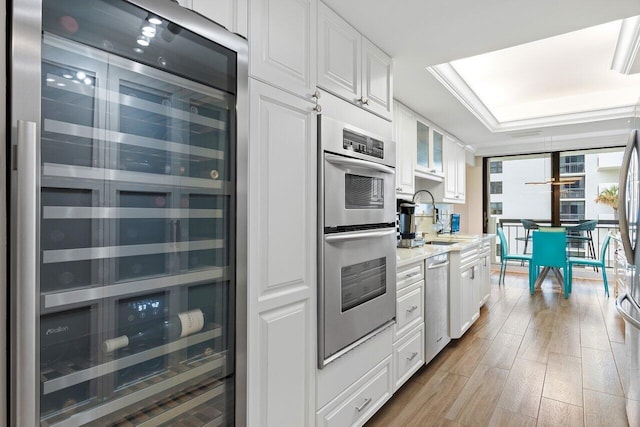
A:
[365,268,637,427]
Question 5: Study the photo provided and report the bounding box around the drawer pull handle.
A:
[406,352,418,361]
[356,397,372,412]
[436,336,443,343]
[406,305,418,313]
[405,271,420,279]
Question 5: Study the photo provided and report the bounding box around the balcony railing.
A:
[495,218,619,268]
[559,189,585,199]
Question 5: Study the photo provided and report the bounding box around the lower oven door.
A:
[320,227,397,367]
[323,153,396,229]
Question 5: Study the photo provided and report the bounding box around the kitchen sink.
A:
[426,241,458,246]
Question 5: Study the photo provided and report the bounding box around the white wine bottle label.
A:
[103,335,129,353]
[178,309,205,338]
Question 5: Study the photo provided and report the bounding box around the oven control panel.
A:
[343,129,384,159]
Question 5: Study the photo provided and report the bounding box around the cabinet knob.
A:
[313,104,322,113]
[396,187,403,192]
[312,90,321,100]
[359,97,369,105]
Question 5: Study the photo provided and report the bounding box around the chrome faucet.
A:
[412,189,437,224]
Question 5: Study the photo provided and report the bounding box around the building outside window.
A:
[560,154,585,174]
[490,202,503,215]
[490,161,503,174]
[490,181,503,194]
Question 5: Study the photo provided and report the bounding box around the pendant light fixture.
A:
[525,137,579,185]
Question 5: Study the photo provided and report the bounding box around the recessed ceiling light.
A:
[133,47,144,54]
[62,73,73,79]
[137,35,150,47]
[76,71,86,80]
[84,77,92,85]
[147,15,162,25]
[141,24,156,38]
[56,82,66,87]
[46,77,55,82]
[72,80,80,84]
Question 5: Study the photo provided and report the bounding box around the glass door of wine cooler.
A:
[11,0,247,425]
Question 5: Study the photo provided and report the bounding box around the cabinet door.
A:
[416,121,430,172]
[361,38,393,120]
[317,2,361,104]
[459,267,473,336]
[444,137,457,200]
[432,129,444,175]
[456,143,466,201]
[248,80,316,427]
[471,263,481,323]
[192,0,248,37]
[395,103,416,195]
[425,268,449,364]
[250,0,317,99]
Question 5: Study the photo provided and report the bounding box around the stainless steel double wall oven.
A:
[318,91,396,368]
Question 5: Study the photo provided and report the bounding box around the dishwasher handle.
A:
[426,260,449,270]
[616,293,640,330]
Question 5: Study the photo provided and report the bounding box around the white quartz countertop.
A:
[397,234,494,267]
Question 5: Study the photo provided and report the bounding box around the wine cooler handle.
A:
[619,129,637,265]
[15,120,38,425]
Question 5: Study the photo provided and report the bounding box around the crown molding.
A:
[611,15,640,74]
[427,63,640,134]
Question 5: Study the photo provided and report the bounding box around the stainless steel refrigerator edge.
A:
[616,128,640,424]
[9,0,248,424]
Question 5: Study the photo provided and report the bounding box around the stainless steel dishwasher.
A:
[424,253,451,364]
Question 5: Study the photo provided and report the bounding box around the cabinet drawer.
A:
[394,281,423,339]
[396,262,424,290]
[317,356,393,427]
[393,324,424,391]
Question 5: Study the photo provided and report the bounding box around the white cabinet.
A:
[192,0,248,37]
[415,122,444,180]
[392,261,424,390]
[449,244,481,339]
[443,136,466,203]
[478,238,492,307]
[317,2,392,120]
[248,79,317,427]
[394,101,416,195]
[250,0,317,100]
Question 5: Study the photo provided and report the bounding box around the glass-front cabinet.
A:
[11,0,247,425]
[415,120,443,178]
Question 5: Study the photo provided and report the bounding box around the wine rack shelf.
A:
[43,353,226,427]
[43,324,223,394]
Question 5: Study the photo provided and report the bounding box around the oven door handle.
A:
[325,229,396,243]
[325,153,395,175]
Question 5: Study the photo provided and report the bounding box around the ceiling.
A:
[322,0,640,157]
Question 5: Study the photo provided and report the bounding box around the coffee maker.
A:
[397,200,424,248]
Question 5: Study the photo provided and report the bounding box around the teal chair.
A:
[497,227,533,285]
[566,234,611,297]
[531,230,569,298]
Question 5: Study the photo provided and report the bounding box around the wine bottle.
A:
[103,308,205,353]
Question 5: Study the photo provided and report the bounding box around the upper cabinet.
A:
[191,0,248,37]
[394,102,416,195]
[318,2,393,120]
[415,121,444,180]
[443,136,466,203]
[250,0,318,101]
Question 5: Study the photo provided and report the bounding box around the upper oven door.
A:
[324,153,396,228]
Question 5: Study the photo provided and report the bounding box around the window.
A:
[560,201,585,221]
[490,202,503,215]
[490,161,502,174]
[560,177,585,199]
[490,181,503,194]
[560,154,585,174]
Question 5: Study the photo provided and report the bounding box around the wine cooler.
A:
[10,0,247,425]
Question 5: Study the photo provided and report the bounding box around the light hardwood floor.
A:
[365,268,640,427]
